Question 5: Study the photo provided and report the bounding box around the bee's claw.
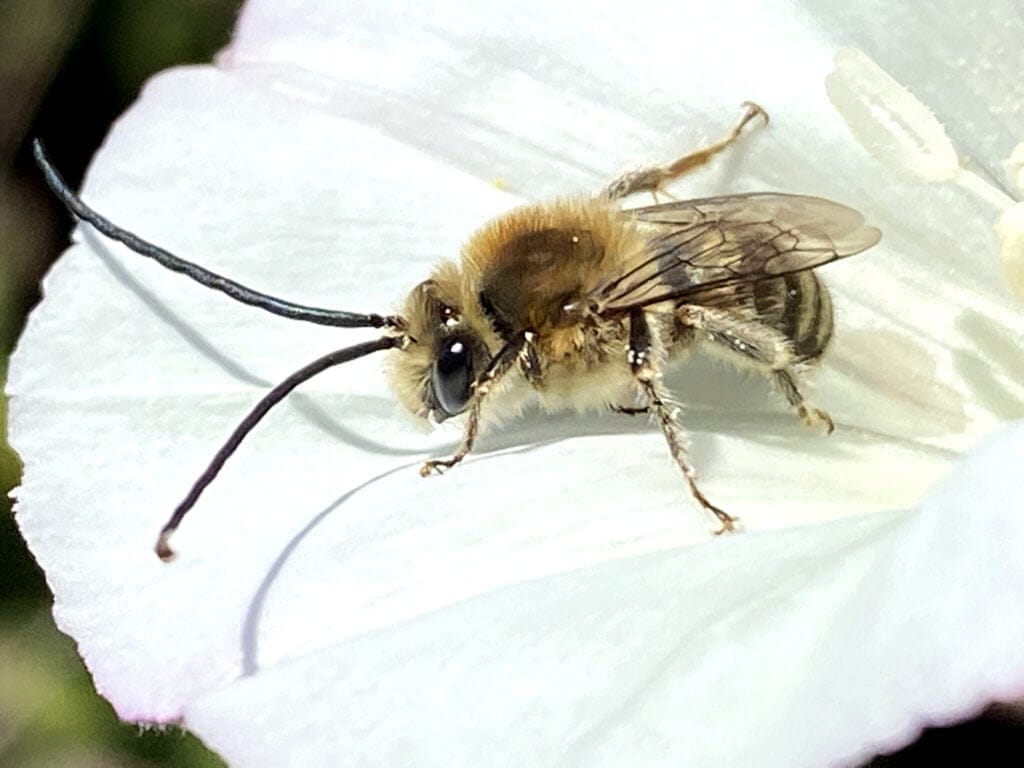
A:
[739,100,770,127]
[712,514,741,535]
[420,458,458,477]
[799,406,834,435]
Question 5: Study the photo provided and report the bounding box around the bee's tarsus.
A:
[799,406,835,435]
[775,371,835,436]
[687,476,740,536]
[420,459,454,476]
[602,99,770,201]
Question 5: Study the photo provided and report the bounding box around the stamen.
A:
[826,47,959,183]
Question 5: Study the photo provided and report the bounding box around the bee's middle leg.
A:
[628,309,739,535]
[420,331,535,476]
[602,102,769,201]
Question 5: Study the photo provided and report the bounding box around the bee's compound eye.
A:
[432,335,475,417]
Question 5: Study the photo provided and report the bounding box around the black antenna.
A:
[155,335,403,561]
[32,139,404,331]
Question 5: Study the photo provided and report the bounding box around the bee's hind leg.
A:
[773,369,835,434]
[420,330,535,476]
[628,309,739,535]
[602,101,768,201]
[684,305,834,434]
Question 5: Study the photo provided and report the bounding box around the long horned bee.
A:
[33,103,880,561]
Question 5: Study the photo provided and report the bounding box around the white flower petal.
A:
[11,69,513,720]
[7,1,1024,766]
[183,423,1024,768]
[224,0,1024,186]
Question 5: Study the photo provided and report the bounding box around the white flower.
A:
[8,1,1024,766]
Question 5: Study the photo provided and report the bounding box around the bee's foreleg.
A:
[628,309,739,535]
[420,331,536,476]
[683,305,834,434]
[602,102,769,201]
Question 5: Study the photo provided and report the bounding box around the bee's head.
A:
[389,269,497,423]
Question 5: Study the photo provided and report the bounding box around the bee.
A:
[32,102,880,561]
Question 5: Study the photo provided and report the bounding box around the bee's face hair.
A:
[388,270,498,422]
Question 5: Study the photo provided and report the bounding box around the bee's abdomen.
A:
[753,271,833,362]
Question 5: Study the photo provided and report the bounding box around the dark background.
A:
[1,2,236,765]
[0,1,1019,765]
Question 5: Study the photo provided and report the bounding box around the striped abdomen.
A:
[753,271,833,363]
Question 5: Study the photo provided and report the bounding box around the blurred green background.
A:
[0,2,1020,766]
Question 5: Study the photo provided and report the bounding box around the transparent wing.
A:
[595,193,881,311]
